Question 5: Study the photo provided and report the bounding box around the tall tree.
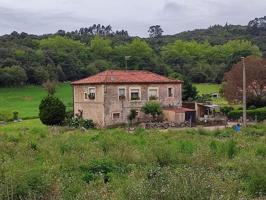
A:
[223,56,266,107]
[148,25,164,38]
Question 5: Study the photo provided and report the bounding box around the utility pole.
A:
[125,56,131,70]
[241,57,247,127]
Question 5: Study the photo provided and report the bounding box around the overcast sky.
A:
[0,0,265,37]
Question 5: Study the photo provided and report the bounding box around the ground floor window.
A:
[112,112,121,120]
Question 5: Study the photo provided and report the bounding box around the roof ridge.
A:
[71,70,183,85]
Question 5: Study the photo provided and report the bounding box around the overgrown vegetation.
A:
[0,120,265,199]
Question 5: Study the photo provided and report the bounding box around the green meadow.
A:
[0,120,265,199]
[0,83,72,119]
[194,83,229,106]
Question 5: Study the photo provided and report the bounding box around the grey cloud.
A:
[0,0,265,37]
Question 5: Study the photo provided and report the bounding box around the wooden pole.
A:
[241,57,247,127]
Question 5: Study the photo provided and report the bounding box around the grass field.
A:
[0,120,265,199]
[0,83,72,119]
[194,83,229,106]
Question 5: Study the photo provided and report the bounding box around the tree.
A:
[0,66,27,86]
[113,38,155,70]
[90,36,113,59]
[39,95,66,125]
[43,80,57,95]
[128,109,137,125]
[223,56,266,107]
[141,101,162,120]
[148,25,164,38]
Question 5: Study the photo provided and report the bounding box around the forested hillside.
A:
[170,16,266,55]
[0,17,265,87]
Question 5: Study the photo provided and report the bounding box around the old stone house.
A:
[72,70,191,127]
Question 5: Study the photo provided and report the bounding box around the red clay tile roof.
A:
[72,70,182,85]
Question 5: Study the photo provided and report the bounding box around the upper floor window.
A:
[168,87,174,97]
[118,87,126,100]
[130,87,141,101]
[148,87,159,100]
[88,87,96,100]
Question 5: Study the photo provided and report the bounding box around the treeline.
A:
[171,16,266,56]
[0,22,262,87]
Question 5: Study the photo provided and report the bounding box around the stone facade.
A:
[73,83,182,127]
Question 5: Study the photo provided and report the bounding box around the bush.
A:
[141,101,162,119]
[220,106,234,116]
[128,109,137,125]
[0,111,13,122]
[228,107,266,121]
[39,95,66,125]
[68,117,95,129]
[13,111,19,120]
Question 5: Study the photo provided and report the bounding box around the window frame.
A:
[118,87,127,100]
[167,87,174,98]
[88,87,96,100]
[129,87,141,101]
[112,112,121,120]
[148,87,159,100]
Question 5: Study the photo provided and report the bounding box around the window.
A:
[84,92,88,100]
[130,88,141,101]
[168,87,174,97]
[112,112,120,120]
[118,87,126,100]
[88,87,96,100]
[148,87,159,100]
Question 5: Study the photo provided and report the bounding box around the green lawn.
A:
[194,83,221,95]
[194,83,229,106]
[0,83,72,119]
[0,120,265,199]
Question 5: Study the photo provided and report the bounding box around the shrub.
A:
[141,101,162,119]
[220,106,234,116]
[68,117,95,129]
[29,141,38,151]
[80,159,123,184]
[13,111,19,120]
[39,95,66,125]
[228,107,266,121]
[0,111,13,122]
[128,109,137,125]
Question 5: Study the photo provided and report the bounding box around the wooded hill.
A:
[0,16,265,87]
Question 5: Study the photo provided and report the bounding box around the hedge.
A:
[228,107,266,121]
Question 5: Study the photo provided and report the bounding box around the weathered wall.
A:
[162,110,185,124]
[73,84,105,127]
[73,83,182,127]
[103,83,182,126]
